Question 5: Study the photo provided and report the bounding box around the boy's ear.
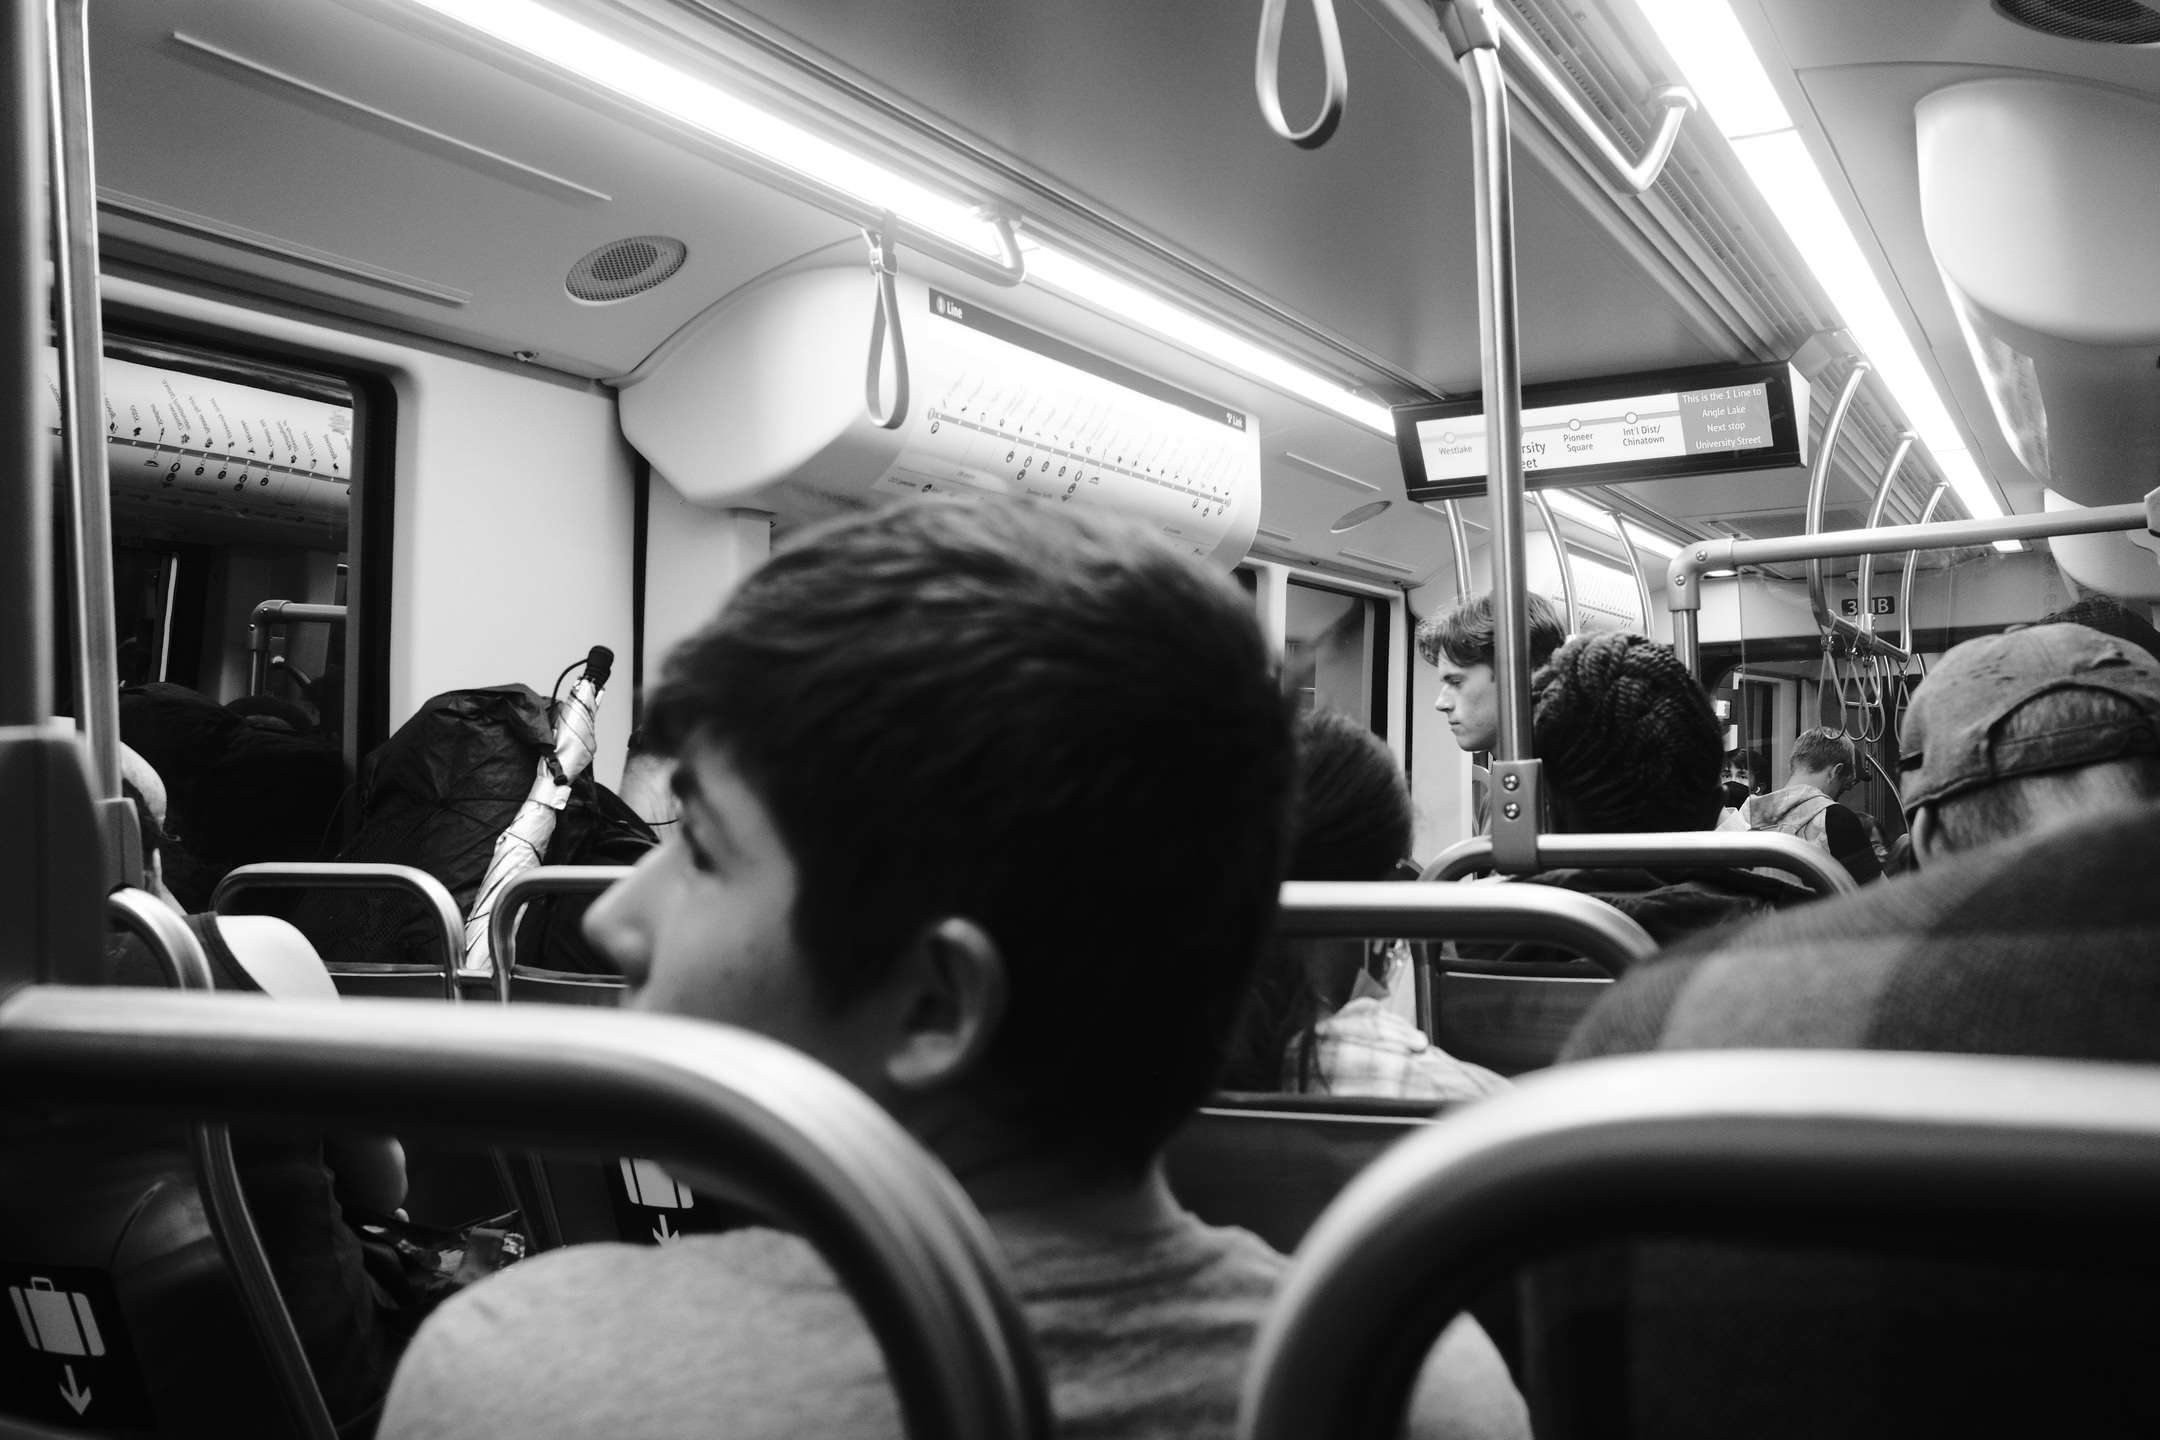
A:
[884,918,1009,1092]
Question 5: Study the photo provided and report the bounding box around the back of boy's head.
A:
[644,498,1297,1172]
[1532,632,1722,833]
[1417,590,1567,669]
[1288,708,1411,882]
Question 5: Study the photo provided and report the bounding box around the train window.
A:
[53,332,392,767]
[1283,580,1388,729]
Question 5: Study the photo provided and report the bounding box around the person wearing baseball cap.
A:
[1901,622,2160,863]
[1538,621,2160,1432]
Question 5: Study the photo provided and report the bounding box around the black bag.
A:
[291,685,654,976]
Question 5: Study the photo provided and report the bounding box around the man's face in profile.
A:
[1434,657,1499,754]
[582,742,894,1097]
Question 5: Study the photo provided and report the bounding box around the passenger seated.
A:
[1494,633,1810,962]
[379,499,1528,1440]
[1738,725,1884,884]
[112,745,408,1435]
[1900,622,2160,863]
[1419,591,1567,833]
[1224,708,1506,1102]
[1548,626,2160,1434]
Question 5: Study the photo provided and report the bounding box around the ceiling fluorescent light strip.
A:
[1022,243,1394,433]
[405,0,1001,258]
[403,0,1394,437]
[1631,0,2010,542]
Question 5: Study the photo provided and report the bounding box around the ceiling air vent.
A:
[565,235,687,303]
[1995,0,2160,44]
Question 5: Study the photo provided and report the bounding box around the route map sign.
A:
[1394,361,1810,502]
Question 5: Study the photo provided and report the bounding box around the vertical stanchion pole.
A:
[0,0,47,725]
[1670,608,1699,677]
[1439,0,1540,871]
[47,0,133,884]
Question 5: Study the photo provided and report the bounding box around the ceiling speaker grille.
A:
[1995,0,2160,44]
[565,235,687,303]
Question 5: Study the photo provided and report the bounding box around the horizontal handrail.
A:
[1667,496,2155,614]
[488,864,635,1003]
[1278,880,1656,976]
[1420,831,1858,898]
[213,862,465,1002]
[1239,1049,2160,1440]
[0,988,1050,1440]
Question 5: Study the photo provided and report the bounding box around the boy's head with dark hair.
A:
[587,498,1298,1178]
[1417,591,1568,754]
[1531,632,1724,833]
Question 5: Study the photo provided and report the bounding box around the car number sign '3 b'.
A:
[1,1264,152,1428]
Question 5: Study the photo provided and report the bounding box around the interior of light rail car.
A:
[5,0,2160,1435]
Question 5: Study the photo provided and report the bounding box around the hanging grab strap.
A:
[863,212,909,431]
[1256,0,1348,148]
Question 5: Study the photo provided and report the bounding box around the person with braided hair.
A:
[1491,633,1812,965]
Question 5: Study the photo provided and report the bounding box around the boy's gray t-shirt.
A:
[380,1210,1526,1440]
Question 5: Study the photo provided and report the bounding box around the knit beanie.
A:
[1531,632,1723,833]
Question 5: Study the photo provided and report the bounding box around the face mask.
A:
[1722,780,1752,809]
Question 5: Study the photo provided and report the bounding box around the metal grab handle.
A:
[487,864,634,1003]
[1280,880,1655,976]
[1802,362,1906,663]
[0,989,1053,1440]
[1364,0,1695,193]
[1532,491,1577,635]
[1854,431,1917,636]
[1899,481,1950,659]
[863,212,909,430]
[1421,830,1859,899]
[1238,1049,2160,1440]
[212,862,465,1002]
[103,891,338,1440]
[1255,0,1347,148]
[1663,498,2154,681]
[1443,498,1474,601]
[246,600,347,695]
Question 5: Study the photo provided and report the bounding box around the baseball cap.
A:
[1900,622,2160,813]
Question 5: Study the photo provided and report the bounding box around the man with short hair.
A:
[1418,592,1567,836]
[1740,726,1882,883]
[381,499,1526,1440]
[1901,623,2160,862]
[1417,591,1568,755]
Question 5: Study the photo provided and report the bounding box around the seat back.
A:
[485,865,632,1005]
[0,989,1052,1440]
[214,863,464,1001]
[0,894,333,1438]
[1236,1051,2160,1440]
[1421,831,1859,897]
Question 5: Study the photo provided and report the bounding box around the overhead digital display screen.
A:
[1395,361,1809,502]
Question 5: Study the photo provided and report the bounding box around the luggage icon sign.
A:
[619,1158,693,1210]
[11,1278,104,1358]
[619,1158,692,1244]
[1,1263,151,1426]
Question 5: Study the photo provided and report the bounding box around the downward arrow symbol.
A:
[58,1364,92,1415]
[652,1214,678,1245]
